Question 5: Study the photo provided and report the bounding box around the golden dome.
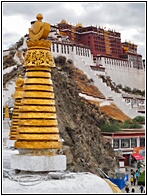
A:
[60,19,67,24]
[76,23,83,27]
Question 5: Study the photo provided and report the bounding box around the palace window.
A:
[121,139,130,148]
[113,139,119,148]
[67,46,69,54]
[131,138,137,148]
[140,138,145,147]
[53,43,55,52]
[64,45,66,53]
[57,44,59,53]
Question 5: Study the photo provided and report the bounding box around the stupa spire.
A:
[14,14,61,156]
[9,75,24,140]
[4,105,9,119]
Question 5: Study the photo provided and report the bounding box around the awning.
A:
[131,153,144,160]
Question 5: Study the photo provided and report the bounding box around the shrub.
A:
[67,59,73,65]
[16,37,24,48]
[101,122,121,132]
[122,86,132,93]
[133,116,145,123]
[9,50,16,56]
[129,123,142,129]
[141,90,145,97]
[121,119,142,129]
[55,56,67,66]
[138,171,145,186]
[116,84,122,89]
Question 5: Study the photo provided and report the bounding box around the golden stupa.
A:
[4,105,9,119]
[9,75,24,140]
[14,13,61,155]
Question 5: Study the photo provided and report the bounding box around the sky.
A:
[2,1,146,59]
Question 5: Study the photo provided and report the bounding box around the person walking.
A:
[131,187,135,193]
[133,176,136,186]
[125,185,130,193]
[136,171,139,180]
[131,169,135,177]
[139,185,144,193]
[130,176,134,185]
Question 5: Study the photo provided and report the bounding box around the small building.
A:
[102,129,145,166]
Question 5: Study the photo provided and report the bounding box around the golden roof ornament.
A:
[29,13,50,41]
[60,19,67,24]
[76,23,83,28]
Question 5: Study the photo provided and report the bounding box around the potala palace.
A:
[3,19,145,119]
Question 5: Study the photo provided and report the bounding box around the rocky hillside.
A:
[3,52,131,177]
[51,63,118,177]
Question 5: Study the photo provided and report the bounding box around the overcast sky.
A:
[2,1,146,59]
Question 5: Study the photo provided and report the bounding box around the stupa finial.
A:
[29,13,50,41]
[36,13,43,21]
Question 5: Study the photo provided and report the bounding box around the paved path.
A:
[122,166,145,194]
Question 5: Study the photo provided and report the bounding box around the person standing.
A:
[139,185,144,193]
[131,187,135,193]
[125,185,130,193]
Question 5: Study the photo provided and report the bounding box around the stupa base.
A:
[11,154,66,172]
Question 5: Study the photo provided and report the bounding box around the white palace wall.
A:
[21,36,144,91]
[97,57,145,91]
[50,42,94,68]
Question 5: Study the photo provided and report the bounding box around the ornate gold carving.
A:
[26,39,51,49]
[24,49,55,67]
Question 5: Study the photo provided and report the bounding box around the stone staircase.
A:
[74,58,144,119]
